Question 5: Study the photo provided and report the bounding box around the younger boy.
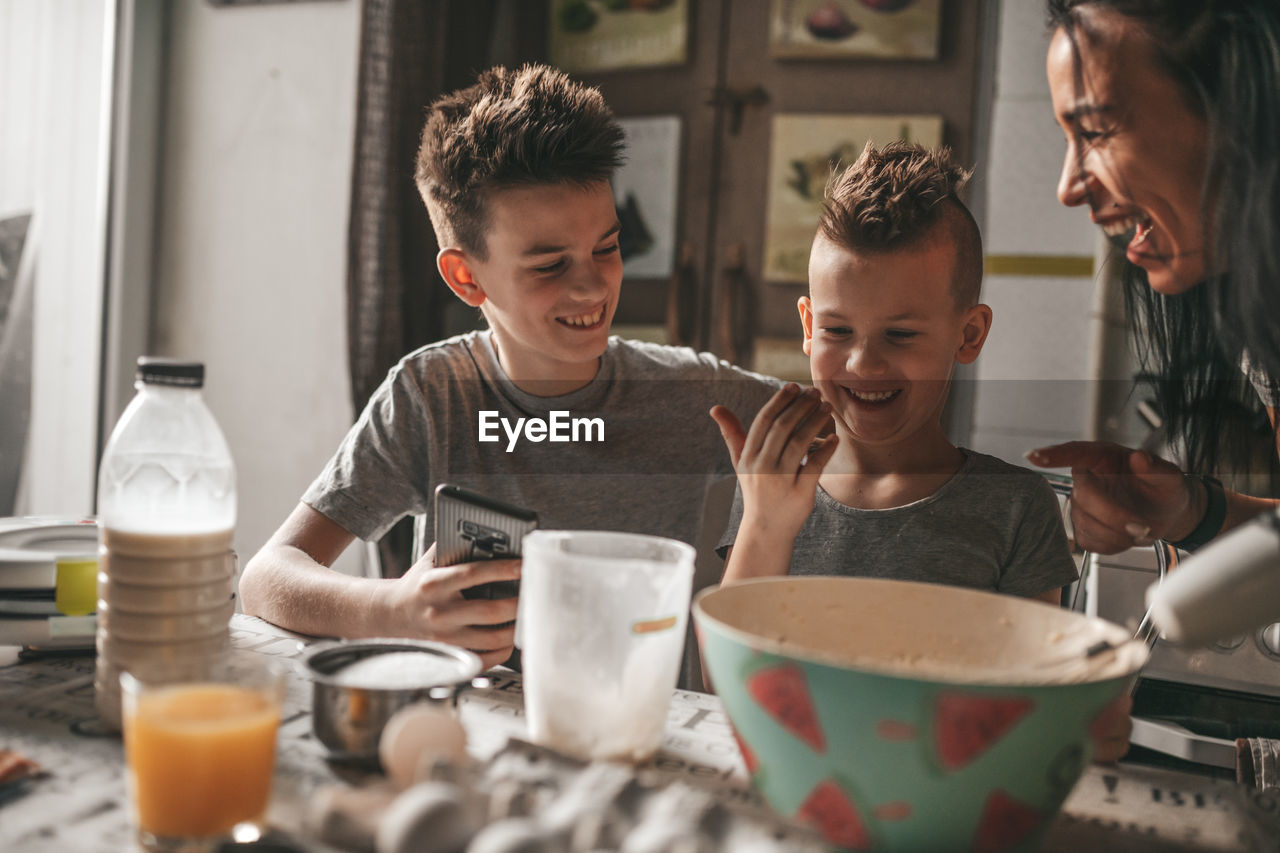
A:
[711,141,1077,603]
[240,64,777,669]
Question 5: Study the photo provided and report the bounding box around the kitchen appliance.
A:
[1081,543,1280,773]
[1147,510,1280,646]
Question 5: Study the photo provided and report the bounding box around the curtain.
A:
[0,213,34,516]
[347,0,530,576]
[347,0,449,577]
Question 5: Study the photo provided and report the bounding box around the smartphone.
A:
[433,484,538,601]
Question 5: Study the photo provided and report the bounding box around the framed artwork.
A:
[762,113,944,282]
[770,0,942,60]
[614,116,681,280]
[549,0,688,74]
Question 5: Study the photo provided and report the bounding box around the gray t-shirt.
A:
[718,449,1078,599]
[304,331,780,546]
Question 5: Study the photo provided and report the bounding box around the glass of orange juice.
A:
[120,653,286,852]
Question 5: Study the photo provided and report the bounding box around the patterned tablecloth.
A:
[2,615,1277,852]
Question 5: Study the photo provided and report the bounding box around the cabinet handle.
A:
[716,243,755,366]
[706,86,769,135]
[666,241,698,347]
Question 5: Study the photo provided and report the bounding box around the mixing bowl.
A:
[693,577,1147,853]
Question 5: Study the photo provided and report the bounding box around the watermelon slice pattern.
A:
[969,789,1047,853]
[729,725,759,775]
[746,663,827,753]
[934,693,1034,771]
[797,778,872,851]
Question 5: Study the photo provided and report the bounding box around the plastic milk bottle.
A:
[93,358,237,729]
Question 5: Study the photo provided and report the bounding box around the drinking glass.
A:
[120,652,286,852]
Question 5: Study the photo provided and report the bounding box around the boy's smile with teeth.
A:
[558,305,606,328]
[846,387,900,404]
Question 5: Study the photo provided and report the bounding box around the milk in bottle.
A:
[94,358,236,729]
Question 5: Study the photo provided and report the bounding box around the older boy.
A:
[240,64,776,668]
[712,141,1077,602]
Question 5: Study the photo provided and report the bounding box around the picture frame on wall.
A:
[614,116,681,280]
[762,113,944,283]
[549,0,688,74]
[769,0,942,61]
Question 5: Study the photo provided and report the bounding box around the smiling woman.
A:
[1028,0,1280,556]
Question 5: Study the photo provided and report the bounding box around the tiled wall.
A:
[970,2,1132,465]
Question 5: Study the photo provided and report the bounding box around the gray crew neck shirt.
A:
[303,331,781,549]
[718,449,1078,598]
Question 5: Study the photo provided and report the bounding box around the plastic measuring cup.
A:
[516,530,695,762]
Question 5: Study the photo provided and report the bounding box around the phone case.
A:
[434,485,535,671]
[434,484,538,587]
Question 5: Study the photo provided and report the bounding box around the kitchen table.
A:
[2,614,1277,852]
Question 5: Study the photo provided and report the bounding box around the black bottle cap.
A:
[136,357,205,388]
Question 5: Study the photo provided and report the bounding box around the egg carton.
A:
[310,737,830,853]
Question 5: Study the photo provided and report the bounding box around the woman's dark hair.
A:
[1049,0,1280,477]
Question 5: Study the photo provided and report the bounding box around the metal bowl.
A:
[303,638,483,761]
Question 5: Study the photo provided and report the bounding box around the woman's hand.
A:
[1090,694,1134,764]
[711,384,838,545]
[381,543,521,670]
[1027,442,1201,554]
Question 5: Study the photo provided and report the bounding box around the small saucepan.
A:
[303,638,484,762]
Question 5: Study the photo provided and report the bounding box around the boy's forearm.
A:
[722,520,797,585]
[239,546,386,638]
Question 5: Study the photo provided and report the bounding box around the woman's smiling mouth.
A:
[1097,212,1158,254]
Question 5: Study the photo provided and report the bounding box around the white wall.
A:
[151,0,363,574]
[0,0,112,516]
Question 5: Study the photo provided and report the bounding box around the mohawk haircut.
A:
[415,63,625,259]
[819,141,983,307]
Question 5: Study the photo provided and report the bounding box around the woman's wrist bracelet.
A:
[1169,474,1226,552]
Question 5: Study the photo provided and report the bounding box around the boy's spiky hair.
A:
[819,140,983,306]
[415,63,625,259]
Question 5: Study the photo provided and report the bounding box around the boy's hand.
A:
[1027,442,1197,554]
[384,543,521,670]
[711,384,838,541]
[1091,694,1133,764]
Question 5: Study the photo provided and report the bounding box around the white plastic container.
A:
[93,358,236,729]
[516,530,695,762]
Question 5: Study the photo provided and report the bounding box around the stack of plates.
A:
[0,517,99,650]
